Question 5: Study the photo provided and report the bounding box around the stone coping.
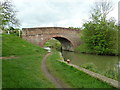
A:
[59,60,120,89]
[22,27,80,31]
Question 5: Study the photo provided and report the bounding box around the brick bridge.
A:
[22,27,81,51]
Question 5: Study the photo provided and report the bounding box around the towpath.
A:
[41,53,68,88]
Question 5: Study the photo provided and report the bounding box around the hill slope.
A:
[2,34,55,88]
[2,34,45,56]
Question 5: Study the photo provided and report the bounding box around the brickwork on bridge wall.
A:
[22,27,81,51]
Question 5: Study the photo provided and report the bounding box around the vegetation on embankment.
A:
[2,34,55,88]
[80,63,118,80]
[75,1,119,56]
[75,22,118,56]
[44,38,61,51]
[46,51,114,88]
[0,34,1,89]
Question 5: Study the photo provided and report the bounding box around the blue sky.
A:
[6,0,119,28]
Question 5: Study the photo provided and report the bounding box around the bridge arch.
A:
[22,27,81,51]
[43,35,74,51]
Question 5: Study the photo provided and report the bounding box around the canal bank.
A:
[59,60,119,88]
[58,51,119,88]
[61,51,118,80]
[45,50,115,88]
[59,51,119,88]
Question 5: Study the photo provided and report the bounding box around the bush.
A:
[79,18,118,55]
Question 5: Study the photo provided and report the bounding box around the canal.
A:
[61,51,119,79]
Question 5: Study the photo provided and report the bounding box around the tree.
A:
[0,0,20,30]
[80,0,118,55]
[93,0,113,18]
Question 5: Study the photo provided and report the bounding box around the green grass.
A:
[2,34,45,57]
[3,55,55,88]
[44,38,61,51]
[0,34,2,57]
[0,34,2,89]
[2,34,55,88]
[46,51,115,88]
[80,63,118,80]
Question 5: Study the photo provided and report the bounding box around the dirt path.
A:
[41,53,68,88]
[0,56,17,59]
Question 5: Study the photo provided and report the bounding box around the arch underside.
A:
[53,37,74,51]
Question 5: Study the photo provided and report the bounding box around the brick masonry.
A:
[22,27,81,51]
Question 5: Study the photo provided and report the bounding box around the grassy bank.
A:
[2,34,55,88]
[80,63,118,80]
[46,51,114,88]
[2,34,46,57]
[0,34,2,89]
[74,46,118,80]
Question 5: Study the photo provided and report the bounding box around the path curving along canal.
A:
[41,53,67,88]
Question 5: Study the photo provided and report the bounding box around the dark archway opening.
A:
[44,37,74,51]
[44,38,61,51]
[54,37,74,51]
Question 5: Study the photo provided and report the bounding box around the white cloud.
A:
[108,3,118,21]
[10,0,119,28]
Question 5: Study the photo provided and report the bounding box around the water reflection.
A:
[61,51,118,73]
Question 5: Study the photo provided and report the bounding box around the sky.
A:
[2,0,119,28]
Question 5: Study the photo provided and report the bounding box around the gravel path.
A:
[41,53,68,88]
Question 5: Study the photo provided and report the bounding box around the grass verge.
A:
[0,34,2,89]
[80,63,118,80]
[2,34,55,88]
[46,51,115,88]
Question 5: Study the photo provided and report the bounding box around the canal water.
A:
[61,51,119,74]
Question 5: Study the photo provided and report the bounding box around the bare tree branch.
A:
[0,0,20,30]
[93,0,114,17]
